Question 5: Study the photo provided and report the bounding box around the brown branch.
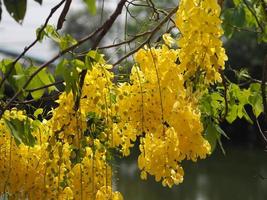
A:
[255,118,267,146]
[221,71,229,120]
[25,80,64,93]
[57,0,72,30]
[80,30,151,52]
[0,25,103,117]
[0,0,66,91]
[243,0,265,33]
[74,0,128,110]
[217,0,224,8]
[11,93,61,105]
[113,6,178,66]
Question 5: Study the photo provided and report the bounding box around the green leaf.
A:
[223,6,246,29]
[26,66,54,100]
[233,0,242,6]
[215,124,229,139]
[36,26,46,42]
[56,59,79,95]
[87,50,105,63]
[44,25,61,43]
[222,22,234,38]
[3,0,27,23]
[4,117,36,147]
[34,108,43,118]
[249,83,263,118]
[205,122,228,153]
[205,123,219,152]
[232,6,246,27]
[72,59,85,70]
[259,25,267,43]
[83,0,96,15]
[59,34,77,50]
[226,104,238,123]
[34,0,42,4]
[242,108,253,124]
[1,59,28,96]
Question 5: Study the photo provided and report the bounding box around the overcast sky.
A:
[0,0,84,61]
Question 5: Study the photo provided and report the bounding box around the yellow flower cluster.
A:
[117,45,211,187]
[0,63,123,199]
[176,0,227,84]
[114,0,227,187]
[0,109,48,199]
[0,0,228,197]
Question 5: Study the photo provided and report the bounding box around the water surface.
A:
[117,147,267,200]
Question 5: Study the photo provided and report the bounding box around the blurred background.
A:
[0,0,267,199]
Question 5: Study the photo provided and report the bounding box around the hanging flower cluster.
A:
[176,0,228,84]
[118,44,211,187]
[0,0,227,198]
[0,64,123,200]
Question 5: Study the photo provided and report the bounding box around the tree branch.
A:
[25,80,64,93]
[74,0,128,110]
[0,26,102,117]
[243,0,265,32]
[255,118,267,146]
[0,0,66,91]
[57,0,72,30]
[113,6,178,66]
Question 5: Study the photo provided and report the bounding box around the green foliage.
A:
[55,50,103,97]
[201,80,263,124]
[33,108,43,118]
[0,0,265,156]
[26,66,56,100]
[205,121,228,153]
[83,0,96,15]
[226,83,253,123]
[222,0,267,40]
[0,59,56,100]
[248,83,263,117]
[0,0,43,23]
[3,116,36,146]
[38,25,77,50]
[3,0,27,23]
[201,78,265,151]
[56,58,80,96]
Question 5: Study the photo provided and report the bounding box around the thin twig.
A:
[25,80,64,92]
[243,0,265,32]
[11,93,61,105]
[0,0,66,91]
[255,118,267,145]
[113,6,178,66]
[88,31,151,51]
[74,0,128,110]
[221,71,229,120]
[0,26,102,117]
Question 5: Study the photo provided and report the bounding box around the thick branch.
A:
[57,0,72,30]
[74,0,128,110]
[0,26,102,117]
